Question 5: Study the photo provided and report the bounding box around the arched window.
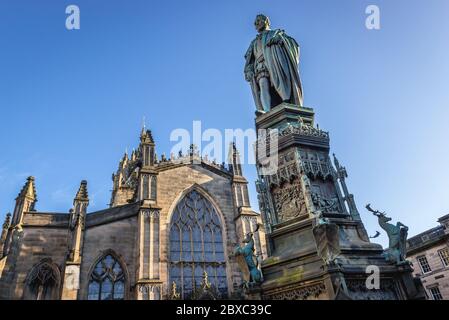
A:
[169,190,227,299]
[87,253,126,300]
[24,259,60,300]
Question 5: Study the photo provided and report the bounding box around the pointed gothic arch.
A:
[86,249,129,300]
[166,184,228,228]
[167,186,229,299]
[23,258,61,300]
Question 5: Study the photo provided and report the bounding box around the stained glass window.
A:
[88,254,125,300]
[169,190,228,299]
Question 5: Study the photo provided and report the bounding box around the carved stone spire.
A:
[2,213,11,230]
[74,180,89,203]
[333,153,347,178]
[333,153,341,171]
[228,143,251,209]
[11,176,37,226]
[0,213,11,257]
[332,154,365,233]
[62,181,89,299]
[140,128,155,145]
[228,142,243,176]
[67,180,89,264]
[122,150,129,165]
[17,176,37,206]
[140,128,155,167]
[131,148,137,161]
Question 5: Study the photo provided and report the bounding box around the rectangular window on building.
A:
[429,286,443,300]
[438,248,449,267]
[417,255,432,274]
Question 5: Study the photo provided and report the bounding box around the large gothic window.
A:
[88,253,126,300]
[169,190,228,299]
[24,259,60,300]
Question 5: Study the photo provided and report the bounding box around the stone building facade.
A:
[0,128,266,300]
[406,214,449,300]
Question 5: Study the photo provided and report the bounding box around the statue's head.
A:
[254,14,270,33]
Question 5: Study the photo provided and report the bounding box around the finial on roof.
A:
[139,118,154,144]
[18,176,37,200]
[74,180,89,202]
[3,213,11,229]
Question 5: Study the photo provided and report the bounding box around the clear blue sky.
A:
[1,0,449,247]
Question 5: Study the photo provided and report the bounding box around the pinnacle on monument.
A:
[332,153,341,170]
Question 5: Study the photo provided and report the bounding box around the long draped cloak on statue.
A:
[245,29,304,110]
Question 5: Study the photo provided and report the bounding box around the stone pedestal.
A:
[254,103,424,300]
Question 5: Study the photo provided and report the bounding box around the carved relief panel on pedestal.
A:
[272,179,307,223]
[263,149,309,224]
[299,148,343,214]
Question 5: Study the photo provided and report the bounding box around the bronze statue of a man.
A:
[244,14,303,113]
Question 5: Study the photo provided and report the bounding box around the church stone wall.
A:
[79,215,138,299]
[0,162,257,299]
[8,226,69,299]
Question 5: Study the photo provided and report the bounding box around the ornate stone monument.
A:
[245,14,425,300]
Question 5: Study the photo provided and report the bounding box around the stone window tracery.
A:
[88,254,126,300]
[25,260,60,300]
[169,190,227,299]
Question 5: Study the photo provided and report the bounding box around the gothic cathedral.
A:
[0,129,266,300]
